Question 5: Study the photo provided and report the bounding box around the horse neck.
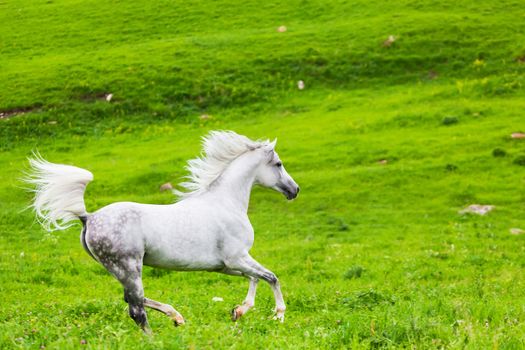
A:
[212,150,262,212]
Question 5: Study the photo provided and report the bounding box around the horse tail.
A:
[25,153,93,232]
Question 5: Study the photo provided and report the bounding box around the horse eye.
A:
[275,162,282,167]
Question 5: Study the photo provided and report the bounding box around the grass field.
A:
[1,0,525,348]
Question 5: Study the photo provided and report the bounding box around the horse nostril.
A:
[296,186,300,193]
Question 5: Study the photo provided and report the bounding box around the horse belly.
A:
[143,238,224,271]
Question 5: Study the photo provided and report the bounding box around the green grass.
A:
[1,0,525,348]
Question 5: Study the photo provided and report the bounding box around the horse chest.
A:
[221,217,254,248]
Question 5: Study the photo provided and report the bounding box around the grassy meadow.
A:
[1,0,525,348]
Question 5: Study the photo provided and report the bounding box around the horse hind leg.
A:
[84,217,151,333]
[89,244,151,333]
[144,298,185,327]
[123,274,151,334]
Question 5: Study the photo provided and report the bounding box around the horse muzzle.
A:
[279,185,300,200]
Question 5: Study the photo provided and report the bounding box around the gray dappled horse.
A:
[26,131,299,333]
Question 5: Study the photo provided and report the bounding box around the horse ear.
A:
[262,139,277,159]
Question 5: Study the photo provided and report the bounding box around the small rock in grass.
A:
[159,182,173,192]
[378,159,388,165]
[199,114,212,120]
[442,116,458,126]
[511,132,525,139]
[212,296,223,302]
[492,148,506,157]
[383,35,396,47]
[510,228,525,235]
[80,339,87,345]
[277,25,287,33]
[105,93,113,102]
[514,155,525,166]
[297,80,305,90]
[459,204,494,216]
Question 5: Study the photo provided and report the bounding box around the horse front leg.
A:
[220,268,259,321]
[232,277,259,321]
[226,255,286,322]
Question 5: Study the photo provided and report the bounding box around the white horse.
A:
[26,130,299,333]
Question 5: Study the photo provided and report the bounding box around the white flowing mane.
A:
[175,131,271,199]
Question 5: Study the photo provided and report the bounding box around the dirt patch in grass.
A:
[0,106,40,120]
[77,92,112,102]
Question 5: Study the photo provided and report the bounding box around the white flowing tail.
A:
[25,154,93,231]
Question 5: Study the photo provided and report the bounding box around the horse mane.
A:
[175,130,270,199]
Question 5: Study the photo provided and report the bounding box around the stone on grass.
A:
[459,204,494,216]
[383,35,396,47]
[510,228,524,235]
[160,182,173,192]
[511,132,525,139]
[277,25,287,32]
[212,296,224,302]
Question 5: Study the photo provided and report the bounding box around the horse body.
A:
[85,196,253,272]
[26,131,299,333]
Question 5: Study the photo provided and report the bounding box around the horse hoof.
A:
[172,315,185,327]
[231,306,243,321]
[272,312,285,323]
